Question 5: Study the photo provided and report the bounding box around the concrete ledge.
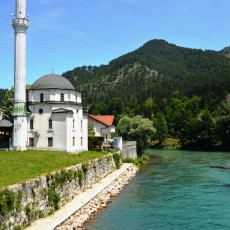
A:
[26,163,136,230]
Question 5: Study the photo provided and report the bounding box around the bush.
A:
[0,189,15,216]
[113,153,121,169]
[47,188,60,210]
[88,136,104,149]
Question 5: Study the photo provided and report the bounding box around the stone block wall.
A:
[0,154,116,230]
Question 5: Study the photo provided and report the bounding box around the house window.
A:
[48,119,52,129]
[60,93,64,102]
[30,119,34,130]
[29,138,34,147]
[40,93,44,102]
[81,137,83,146]
[48,137,53,147]
[81,120,83,129]
[73,119,75,129]
[73,137,75,146]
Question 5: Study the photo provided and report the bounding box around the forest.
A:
[63,39,230,151]
[1,39,230,152]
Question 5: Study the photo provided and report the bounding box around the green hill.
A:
[63,39,230,108]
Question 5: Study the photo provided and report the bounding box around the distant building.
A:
[0,110,2,121]
[0,110,13,149]
[226,94,230,102]
[88,115,115,146]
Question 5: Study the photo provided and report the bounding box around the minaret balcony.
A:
[12,18,29,31]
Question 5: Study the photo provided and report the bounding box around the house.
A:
[88,115,115,146]
[226,94,230,102]
[0,111,13,149]
[26,74,88,152]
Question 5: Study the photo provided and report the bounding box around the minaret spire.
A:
[12,0,29,150]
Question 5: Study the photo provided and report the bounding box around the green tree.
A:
[143,97,154,119]
[215,102,230,148]
[107,97,123,124]
[91,102,108,115]
[117,115,156,155]
[195,109,216,148]
[153,112,168,147]
[88,125,95,137]
[0,87,14,119]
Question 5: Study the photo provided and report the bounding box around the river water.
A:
[85,149,230,230]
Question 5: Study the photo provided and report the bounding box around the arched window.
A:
[60,93,64,102]
[73,119,75,129]
[48,118,52,129]
[40,93,44,102]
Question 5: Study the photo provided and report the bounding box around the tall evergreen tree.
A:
[0,87,14,119]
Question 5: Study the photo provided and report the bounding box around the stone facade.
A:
[0,155,116,230]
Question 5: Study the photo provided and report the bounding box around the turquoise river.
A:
[85,149,230,230]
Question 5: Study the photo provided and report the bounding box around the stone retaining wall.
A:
[56,164,138,229]
[122,141,137,159]
[0,154,116,230]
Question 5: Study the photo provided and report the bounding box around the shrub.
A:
[113,153,121,169]
[47,188,60,210]
[0,189,15,216]
[82,163,89,174]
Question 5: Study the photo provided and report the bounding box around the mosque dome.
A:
[31,74,75,90]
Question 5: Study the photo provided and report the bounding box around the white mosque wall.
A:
[27,89,88,153]
[28,89,81,104]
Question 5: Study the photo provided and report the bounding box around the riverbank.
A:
[26,163,138,230]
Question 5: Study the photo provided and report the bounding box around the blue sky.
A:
[1,0,230,89]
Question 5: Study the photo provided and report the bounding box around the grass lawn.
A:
[0,150,108,189]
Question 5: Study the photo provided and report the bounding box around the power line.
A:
[2,0,131,49]
[30,26,120,55]
[27,8,133,51]
[113,0,224,48]
[1,0,126,55]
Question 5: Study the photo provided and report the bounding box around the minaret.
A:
[12,0,29,150]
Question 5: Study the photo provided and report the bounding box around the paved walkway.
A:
[26,164,131,230]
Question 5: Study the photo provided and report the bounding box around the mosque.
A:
[9,0,88,152]
[26,74,88,152]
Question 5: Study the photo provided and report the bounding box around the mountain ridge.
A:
[63,39,230,107]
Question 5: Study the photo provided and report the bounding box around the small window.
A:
[81,137,83,146]
[29,138,34,147]
[39,109,43,114]
[73,137,75,146]
[40,93,44,102]
[60,93,64,102]
[81,120,83,129]
[30,119,34,130]
[48,118,52,129]
[48,137,53,147]
[73,119,75,129]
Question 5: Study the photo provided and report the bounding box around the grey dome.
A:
[31,74,75,90]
